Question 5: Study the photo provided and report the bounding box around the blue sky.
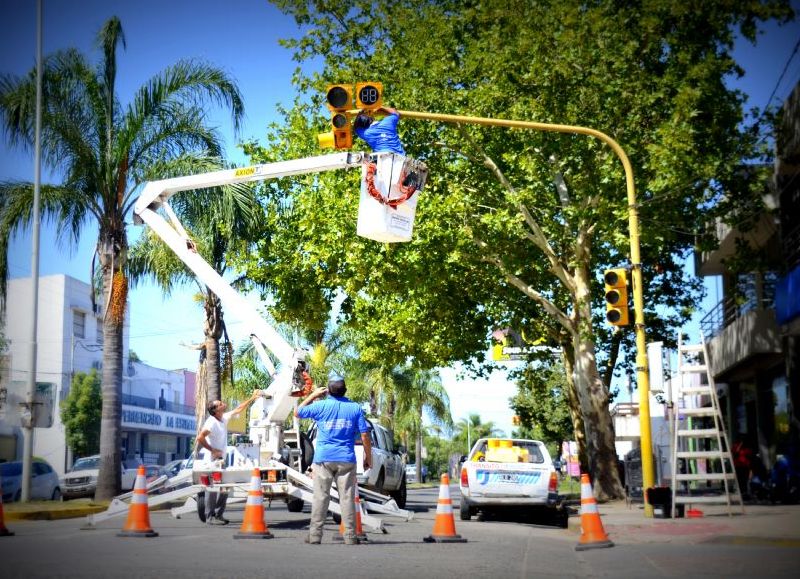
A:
[2,0,799,437]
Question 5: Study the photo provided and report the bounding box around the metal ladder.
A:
[670,333,744,517]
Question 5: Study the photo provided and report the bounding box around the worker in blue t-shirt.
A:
[353,106,406,155]
[295,373,372,545]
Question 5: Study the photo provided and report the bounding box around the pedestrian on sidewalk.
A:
[197,390,262,525]
[296,373,372,545]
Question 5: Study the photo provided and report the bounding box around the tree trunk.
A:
[572,261,624,501]
[416,410,423,482]
[95,229,127,501]
[203,290,224,403]
[561,345,589,475]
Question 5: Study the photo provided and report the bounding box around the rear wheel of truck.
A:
[459,498,472,521]
[196,491,206,522]
[287,497,304,512]
[390,475,407,509]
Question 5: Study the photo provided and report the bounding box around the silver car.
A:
[0,459,61,502]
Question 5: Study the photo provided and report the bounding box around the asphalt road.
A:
[1,486,798,578]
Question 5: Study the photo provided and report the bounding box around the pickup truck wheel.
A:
[390,475,407,509]
[459,498,471,521]
[196,491,207,522]
[375,470,385,495]
[287,498,304,512]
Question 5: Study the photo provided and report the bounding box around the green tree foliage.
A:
[0,17,244,499]
[61,370,102,457]
[250,0,792,499]
[511,362,574,450]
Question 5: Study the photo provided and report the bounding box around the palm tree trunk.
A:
[415,411,423,483]
[96,249,126,501]
[203,290,224,403]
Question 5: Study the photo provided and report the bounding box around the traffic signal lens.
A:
[358,84,380,107]
[332,112,348,129]
[604,270,620,286]
[607,310,622,324]
[327,86,350,109]
[605,289,621,305]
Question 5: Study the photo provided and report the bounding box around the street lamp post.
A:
[388,109,655,516]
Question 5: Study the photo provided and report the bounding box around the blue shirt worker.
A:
[354,106,406,155]
[296,373,372,545]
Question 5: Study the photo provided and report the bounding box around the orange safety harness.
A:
[364,160,419,209]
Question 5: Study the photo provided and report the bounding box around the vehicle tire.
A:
[390,475,407,509]
[300,431,314,473]
[375,470,385,495]
[554,508,569,528]
[287,497,304,512]
[196,491,207,522]
[14,489,21,503]
[52,488,62,501]
[459,498,471,521]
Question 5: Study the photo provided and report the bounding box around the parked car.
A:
[405,463,428,483]
[60,455,142,500]
[459,438,567,527]
[0,459,61,502]
[163,459,188,478]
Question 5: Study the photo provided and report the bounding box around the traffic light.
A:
[604,268,629,326]
[355,81,383,111]
[318,84,353,149]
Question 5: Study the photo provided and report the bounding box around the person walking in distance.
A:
[296,373,372,544]
[197,390,262,525]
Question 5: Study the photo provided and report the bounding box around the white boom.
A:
[133,152,365,443]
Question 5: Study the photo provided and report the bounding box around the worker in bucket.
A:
[295,372,372,545]
[196,390,262,525]
[354,106,405,155]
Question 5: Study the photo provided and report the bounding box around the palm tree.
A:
[395,368,452,484]
[455,414,504,453]
[0,17,243,500]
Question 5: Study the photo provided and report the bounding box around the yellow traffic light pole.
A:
[389,109,655,516]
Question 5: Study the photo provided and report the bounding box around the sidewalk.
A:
[569,499,800,547]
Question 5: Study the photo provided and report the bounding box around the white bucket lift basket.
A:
[356,153,428,243]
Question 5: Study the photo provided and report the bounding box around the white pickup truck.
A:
[307,418,407,509]
[355,419,407,508]
[458,438,567,527]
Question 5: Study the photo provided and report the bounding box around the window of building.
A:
[73,311,85,339]
[96,318,103,346]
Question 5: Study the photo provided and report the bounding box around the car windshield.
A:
[0,462,22,477]
[71,457,100,471]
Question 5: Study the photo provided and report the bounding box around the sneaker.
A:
[304,536,321,545]
[216,516,230,525]
[206,516,225,526]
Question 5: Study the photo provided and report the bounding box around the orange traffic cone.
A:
[1,478,14,537]
[335,494,368,542]
[575,473,613,551]
[234,468,273,539]
[118,465,158,537]
[424,474,467,543]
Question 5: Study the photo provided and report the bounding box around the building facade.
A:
[0,274,196,475]
[695,82,800,475]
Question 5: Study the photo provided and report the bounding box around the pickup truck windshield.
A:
[470,440,545,464]
[71,457,101,471]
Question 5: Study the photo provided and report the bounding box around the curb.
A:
[4,505,108,521]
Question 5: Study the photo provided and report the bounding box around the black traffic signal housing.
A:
[604,268,629,326]
[318,84,353,149]
[355,81,383,111]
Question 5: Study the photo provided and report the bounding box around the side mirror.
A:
[459,455,467,463]
[395,445,406,455]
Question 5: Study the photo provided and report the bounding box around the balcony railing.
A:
[121,394,193,415]
[700,292,775,339]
